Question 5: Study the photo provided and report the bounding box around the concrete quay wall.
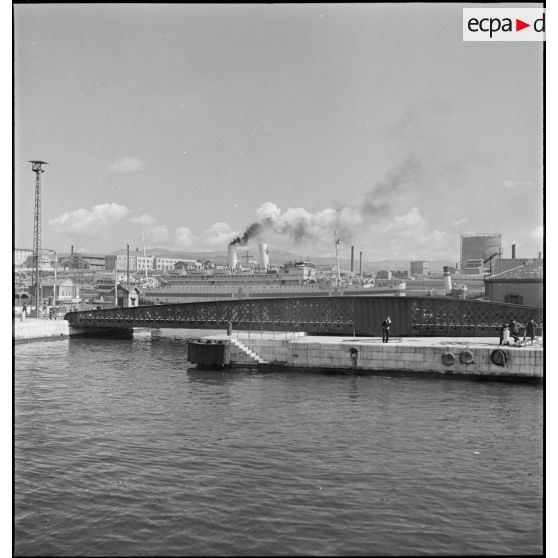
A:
[14,318,70,342]
[219,334,543,380]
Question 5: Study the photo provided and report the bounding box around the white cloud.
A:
[388,207,426,230]
[202,222,238,247]
[49,203,131,234]
[174,226,196,248]
[109,157,145,173]
[256,202,282,221]
[130,213,157,225]
[144,225,169,244]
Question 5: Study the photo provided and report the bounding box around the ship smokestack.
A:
[350,246,354,273]
[511,244,516,259]
[443,265,453,295]
[228,244,238,269]
[258,243,269,269]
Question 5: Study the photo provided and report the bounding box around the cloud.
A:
[168,222,242,250]
[174,226,196,248]
[144,225,169,244]
[389,207,426,230]
[232,156,417,247]
[49,203,131,234]
[130,213,157,225]
[202,222,239,247]
[109,157,145,173]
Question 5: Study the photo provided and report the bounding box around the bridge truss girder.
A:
[65,295,543,337]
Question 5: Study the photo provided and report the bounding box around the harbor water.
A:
[15,334,543,556]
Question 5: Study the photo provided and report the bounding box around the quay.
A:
[14,317,69,342]
[187,332,543,382]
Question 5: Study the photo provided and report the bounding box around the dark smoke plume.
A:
[229,218,274,246]
[229,156,418,247]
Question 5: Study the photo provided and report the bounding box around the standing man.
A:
[382,315,392,343]
[525,319,537,344]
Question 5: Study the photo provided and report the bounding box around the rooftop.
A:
[485,261,543,282]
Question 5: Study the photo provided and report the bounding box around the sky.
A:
[13,3,544,261]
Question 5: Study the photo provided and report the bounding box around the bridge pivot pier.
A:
[69,325,134,339]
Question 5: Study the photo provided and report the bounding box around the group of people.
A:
[18,304,59,321]
[379,315,539,346]
[499,319,539,346]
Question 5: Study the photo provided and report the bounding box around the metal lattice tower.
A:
[29,160,48,317]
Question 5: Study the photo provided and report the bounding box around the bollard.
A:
[227,321,232,336]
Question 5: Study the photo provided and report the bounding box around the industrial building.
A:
[484,260,543,307]
[14,249,33,267]
[410,260,429,277]
[460,234,502,274]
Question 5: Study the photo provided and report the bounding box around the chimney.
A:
[228,244,238,269]
[512,244,516,259]
[443,265,453,295]
[350,246,354,273]
[359,251,363,278]
[258,243,269,269]
[538,251,542,259]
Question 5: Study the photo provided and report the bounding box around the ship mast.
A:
[333,224,341,286]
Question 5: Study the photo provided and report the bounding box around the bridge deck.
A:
[65,295,542,337]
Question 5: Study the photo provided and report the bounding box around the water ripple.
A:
[15,337,543,556]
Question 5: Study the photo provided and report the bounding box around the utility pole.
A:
[29,161,47,317]
[359,251,363,278]
[243,250,252,264]
[333,224,341,286]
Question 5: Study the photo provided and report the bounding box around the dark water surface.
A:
[15,335,543,556]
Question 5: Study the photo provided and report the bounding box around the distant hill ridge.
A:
[106,247,453,273]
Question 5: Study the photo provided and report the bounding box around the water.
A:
[15,334,543,556]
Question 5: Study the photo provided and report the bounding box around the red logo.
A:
[516,19,530,32]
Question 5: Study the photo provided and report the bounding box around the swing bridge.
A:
[64,295,542,338]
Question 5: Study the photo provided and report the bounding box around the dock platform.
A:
[188,332,543,381]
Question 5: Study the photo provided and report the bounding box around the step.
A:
[230,339,268,364]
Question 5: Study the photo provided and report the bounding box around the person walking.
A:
[21,304,27,322]
[382,315,392,343]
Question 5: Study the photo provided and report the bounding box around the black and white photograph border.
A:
[9,1,553,556]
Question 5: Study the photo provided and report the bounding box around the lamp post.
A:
[29,160,48,317]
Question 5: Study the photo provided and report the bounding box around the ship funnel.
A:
[443,265,452,295]
[228,244,238,269]
[258,243,270,269]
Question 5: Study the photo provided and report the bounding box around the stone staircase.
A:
[230,338,268,364]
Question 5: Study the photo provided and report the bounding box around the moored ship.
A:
[139,243,406,304]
